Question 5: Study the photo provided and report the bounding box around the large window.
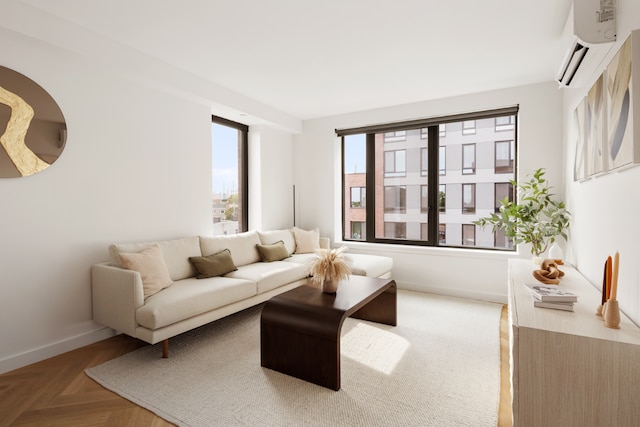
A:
[211,115,248,236]
[339,107,517,250]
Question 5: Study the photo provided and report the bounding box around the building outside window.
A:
[384,186,406,213]
[384,222,406,239]
[421,185,429,213]
[384,130,406,142]
[462,183,476,214]
[351,221,366,241]
[211,115,248,236]
[439,146,446,175]
[351,186,366,208]
[462,224,476,246]
[421,147,428,176]
[384,150,406,177]
[495,140,514,173]
[495,182,514,213]
[462,120,476,135]
[462,143,476,174]
[339,108,517,251]
[495,116,515,131]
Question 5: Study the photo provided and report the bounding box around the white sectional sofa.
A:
[91,228,393,357]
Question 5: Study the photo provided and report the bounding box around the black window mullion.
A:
[428,126,439,246]
[365,133,376,243]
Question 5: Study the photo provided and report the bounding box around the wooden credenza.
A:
[508,259,640,427]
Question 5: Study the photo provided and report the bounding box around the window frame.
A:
[338,106,518,250]
[211,115,249,234]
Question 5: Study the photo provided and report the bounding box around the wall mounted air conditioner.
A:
[556,0,616,87]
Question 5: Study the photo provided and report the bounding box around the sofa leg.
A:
[162,339,169,358]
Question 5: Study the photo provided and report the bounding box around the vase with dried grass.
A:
[308,246,352,294]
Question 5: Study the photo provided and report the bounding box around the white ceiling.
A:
[21,0,574,121]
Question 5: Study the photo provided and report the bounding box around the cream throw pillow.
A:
[119,244,173,298]
[293,227,320,254]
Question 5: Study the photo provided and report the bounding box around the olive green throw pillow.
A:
[256,240,290,262]
[189,249,238,279]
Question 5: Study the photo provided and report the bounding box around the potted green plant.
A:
[474,168,571,259]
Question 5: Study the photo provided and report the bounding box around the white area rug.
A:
[86,291,502,426]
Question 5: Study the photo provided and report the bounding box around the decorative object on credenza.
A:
[474,168,571,260]
[308,246,352,294]
[0,66,67,178]
[532,259,565,285]
[597,251,621,329]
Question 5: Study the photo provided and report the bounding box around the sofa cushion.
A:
[225,261,308,294]
[256,241,290,262]
[257,229,296,255]
[188,249,238,279]
[348,253,393,277]
[136,276,257,330]
[292,227,320,254]
[200,231,261,267]
[118,244,173,298]
[109,236,201,281]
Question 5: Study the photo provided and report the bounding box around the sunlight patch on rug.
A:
[342,322,410,375]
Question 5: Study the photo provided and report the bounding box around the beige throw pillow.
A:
[119,244,173,298]
[188,249,238,279]
[293,227,320,254]
[256,240,290,262]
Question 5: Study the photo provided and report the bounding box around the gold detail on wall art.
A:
[0,86,50,176]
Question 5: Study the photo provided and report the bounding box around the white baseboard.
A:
[397,281,508,305]
[0,327,117,375]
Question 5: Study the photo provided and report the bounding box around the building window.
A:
[495,140,514,173]
[462,224,476,246]
[421,185,429,213]
[462,143,476,175]
[211,115,248,236]
[351,222,366,241]
[438,224,446,244]
[462,183,476,214]
[384,222,406,239]
[351,186,366,208]
[339,106,517,251]
[439,146,446,175]
[421,147,428,176]
[384,186,406,213]
[462,120,476,135]
[495,116,515,131]
[495,182,514,213]
[384,150,406,177]
[384,130,406,142]
[494,227,513,249]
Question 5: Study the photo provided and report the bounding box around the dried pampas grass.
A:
[309,246,352,284]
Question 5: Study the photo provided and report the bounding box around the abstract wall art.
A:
[0,66,67,178]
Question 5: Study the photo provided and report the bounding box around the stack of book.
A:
[524,283,578,311]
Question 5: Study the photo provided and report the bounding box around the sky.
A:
[211,123,239,196]
[344,133,366,174]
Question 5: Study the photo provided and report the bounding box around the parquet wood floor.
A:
[0,306,512,426]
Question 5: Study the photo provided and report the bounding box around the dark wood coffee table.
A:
[260,275,397,390]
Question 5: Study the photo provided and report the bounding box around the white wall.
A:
[562,0,640,325]
[0,19,297,372]
[294,82,564,303]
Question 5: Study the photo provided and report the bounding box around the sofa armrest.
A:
[91,262,144,337]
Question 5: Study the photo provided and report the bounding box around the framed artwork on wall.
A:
[573,97,587,181]
[586,74,606,176]
[605,33,635,171]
